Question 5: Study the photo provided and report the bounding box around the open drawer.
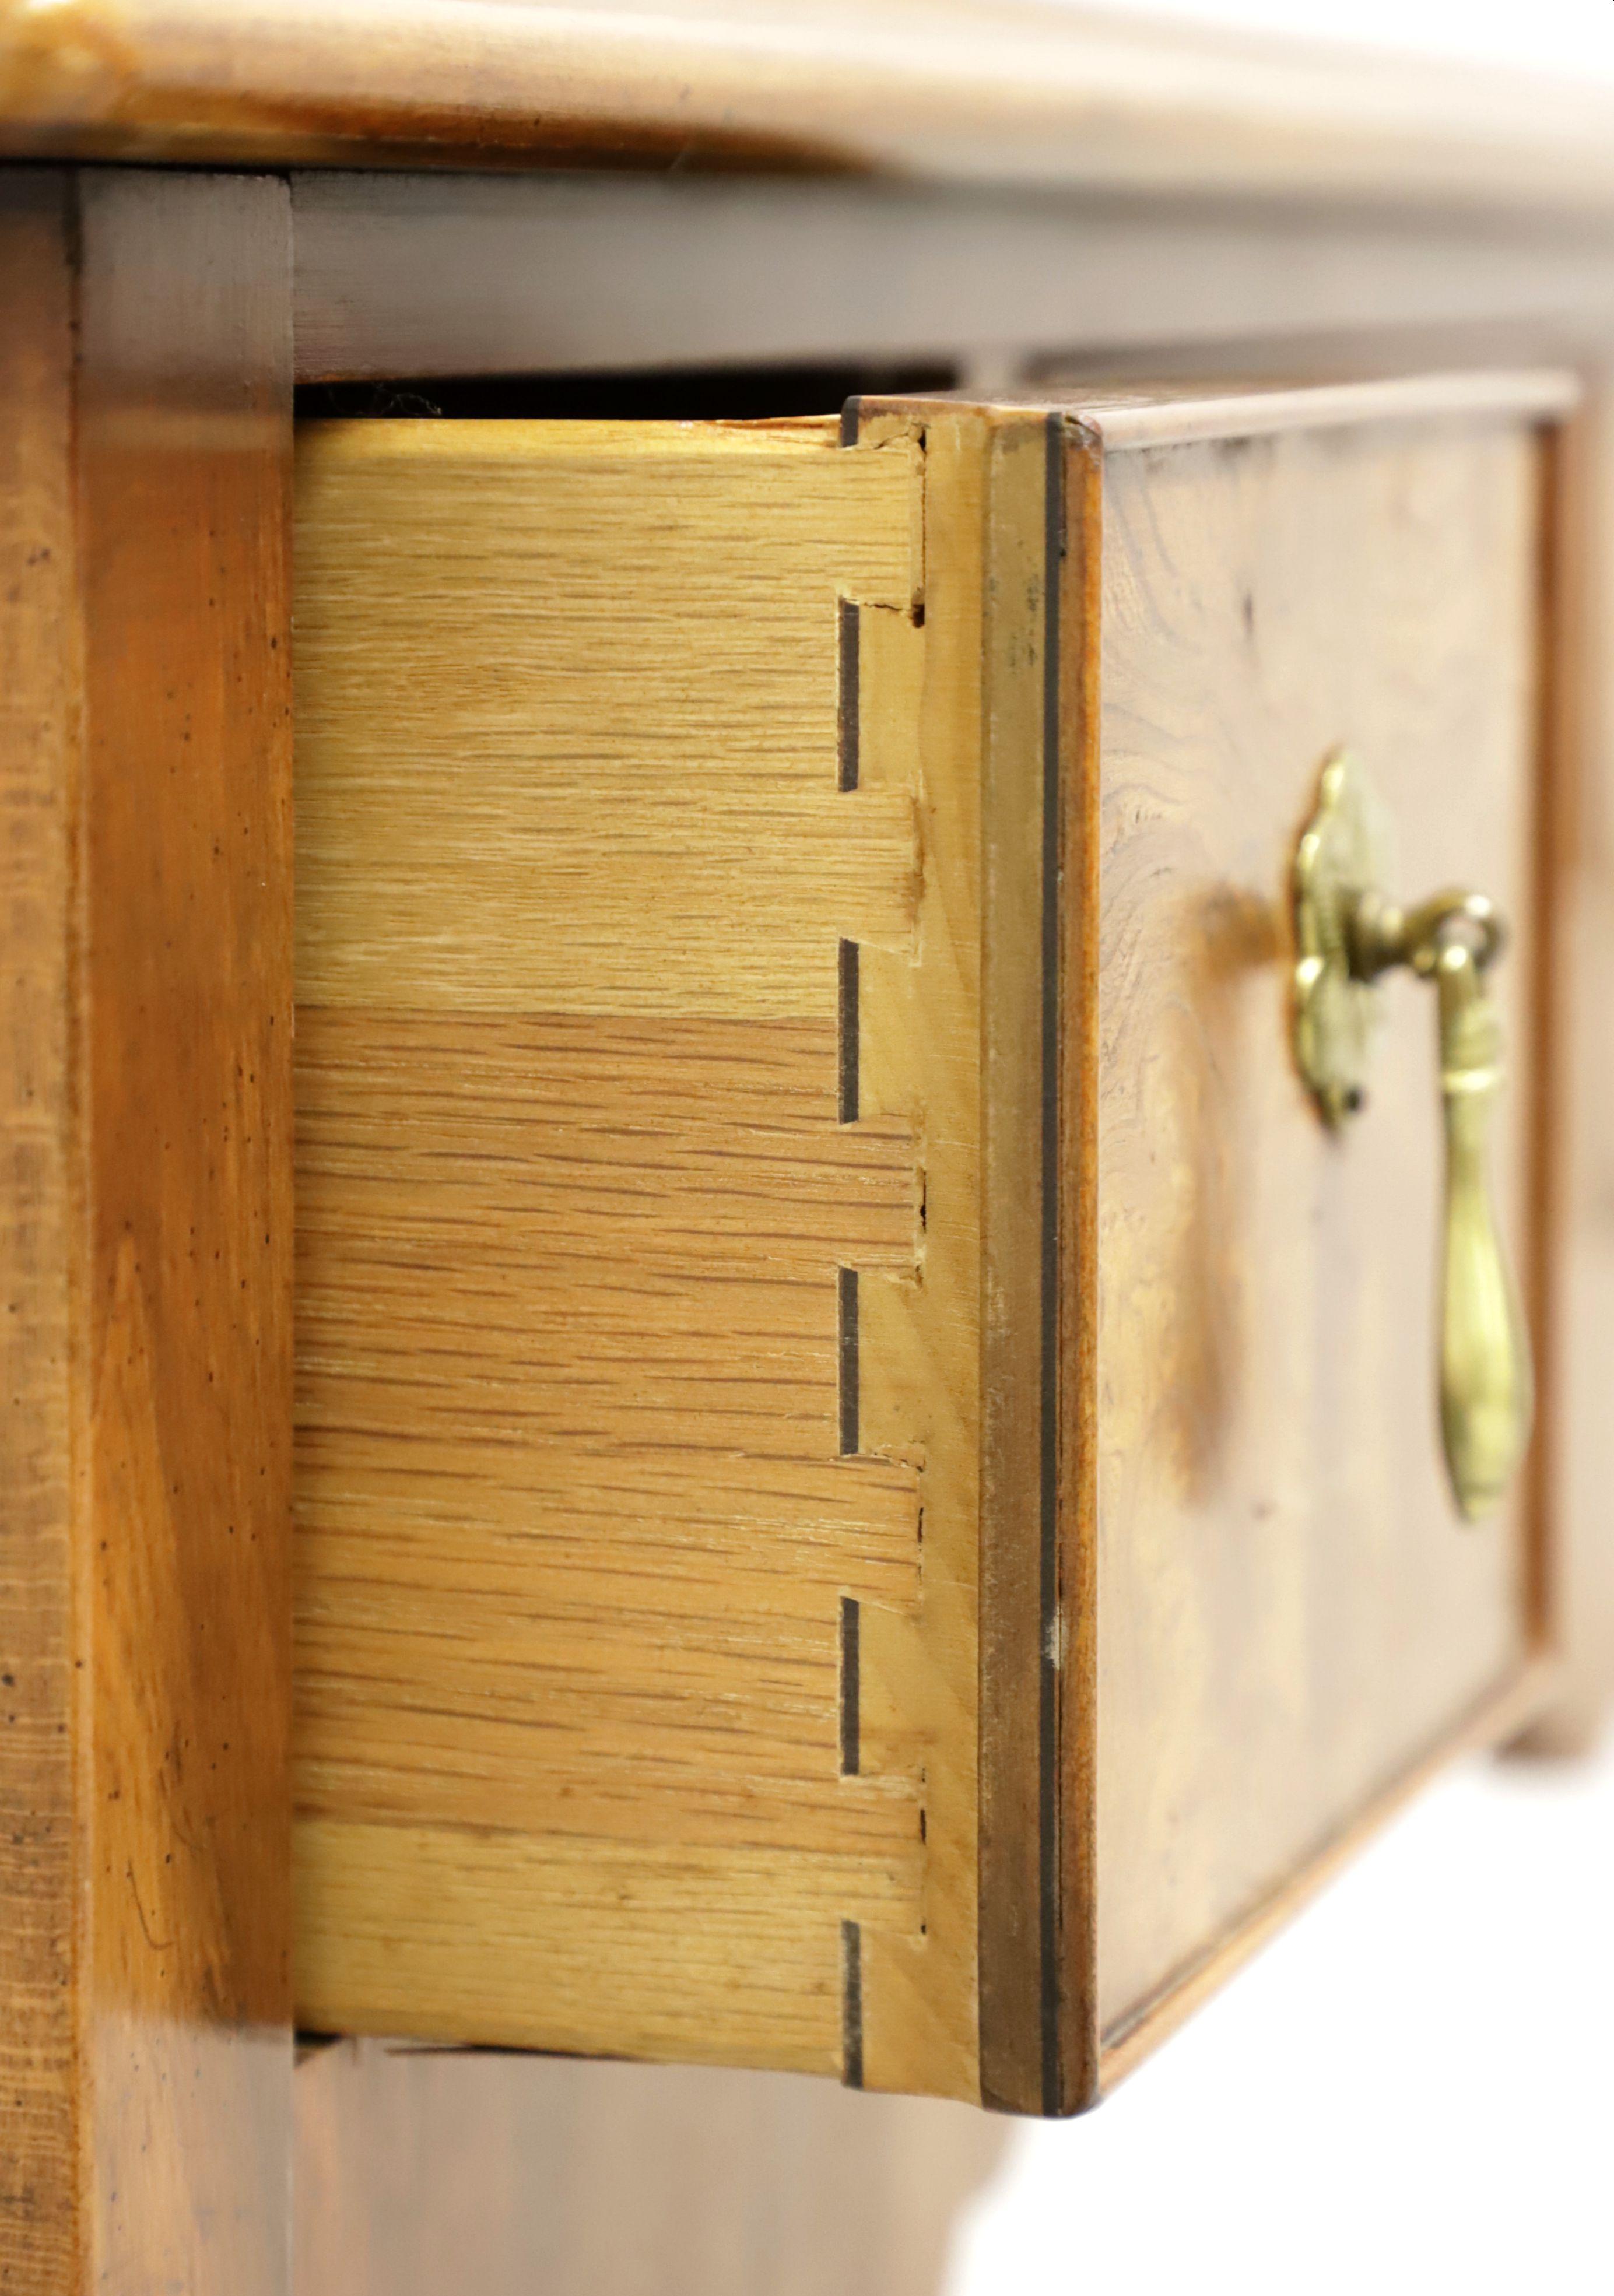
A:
[292,372,1569,2114]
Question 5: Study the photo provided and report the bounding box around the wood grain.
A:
[294,1012,925,2069]
[9,0,1614,216]
[963,405,1065,2115]
[1037,335,1614,1764]
[293,377,1565,2115]
[852,405,996,2101]
[1044,336,1614,1765]
[0,166,295,2289]
[859,377,1564,2114]
[1098,1660,1551,2090]
[0,164,81,2296]
[294,419,920,1019]
[292,419,956,2084]
[293,2042,1006,2296]
[1080,396,1550,2054]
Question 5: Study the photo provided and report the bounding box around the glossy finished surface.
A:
[0,168,295,2293]
[0,0,1607,2259]
[5,0,1614,214]
[0,167,80,2295]
[1083,391,1549,2050]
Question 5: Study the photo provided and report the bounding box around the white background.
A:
[949,1738,1614,2293]
[949,8,1614,2291]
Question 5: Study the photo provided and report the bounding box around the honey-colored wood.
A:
[292,415,972,2088]
[970,406,1075,2115]
[852,403,998,2101]
[293,374,1567,2114]
[293,2043,1006,2296]
[294,420,921,1017]
[8,0,1614,216]
[0,165,82,2296]
[294,1012,928,2073]
[1517,377,1614,1754]
[1042,333,1614,1762]
[963,373,1572,2113]
[1097,1659,1551,2091]
[1084,392,1552,2061]
[861,373,1569,2115]
[0,166,295,2287]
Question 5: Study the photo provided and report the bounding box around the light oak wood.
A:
[0,167,294,2288]
[293,374,1566,2112]
[294,1007,929,2075]
[295,419,921,1018]
[292,415,967,2089]
[854,403,995,2101]
[8,0,1614,216]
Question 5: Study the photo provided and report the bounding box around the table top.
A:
[5,0,1614,218]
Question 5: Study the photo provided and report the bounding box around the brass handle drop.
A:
[1431,922,1534,1518]
[1293,755,1532,1522]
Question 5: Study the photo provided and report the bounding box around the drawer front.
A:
[292,375,1568,2113]
[1086,395,1547,2060]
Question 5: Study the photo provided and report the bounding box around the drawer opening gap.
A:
[294,360,956,424]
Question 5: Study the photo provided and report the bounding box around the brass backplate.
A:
[1292,752,1391,1126]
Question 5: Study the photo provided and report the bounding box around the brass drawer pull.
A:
[1293,752,1532,1520]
